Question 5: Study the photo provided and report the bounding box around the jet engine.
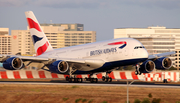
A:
[48,60,69,74]
[3,57,24,70]
[139,60,155,73]
[154,57,172,70]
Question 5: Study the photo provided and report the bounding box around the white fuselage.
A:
[39,38,148,64]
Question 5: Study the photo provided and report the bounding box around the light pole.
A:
[127,80,136,103]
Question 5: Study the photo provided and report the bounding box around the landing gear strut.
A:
[65,66,83,83]
[102,72,112,82]
[135,64,141,75]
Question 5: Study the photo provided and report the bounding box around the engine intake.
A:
[139,60,155,73]
[49,60,69,74]
[3,57,24,70]
[154,57,172,70]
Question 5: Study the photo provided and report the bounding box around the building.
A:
[40,23,84,31]
[11,23,96,55]
[11,30,34,55]
[114,26,180,69]
[39,24,96,48]
[0,28,11,54]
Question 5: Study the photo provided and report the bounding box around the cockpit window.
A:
[134,46,145,49]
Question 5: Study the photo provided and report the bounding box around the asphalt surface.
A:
[0,80,180,88]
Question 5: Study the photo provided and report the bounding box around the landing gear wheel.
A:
[135,71,139,75]
[105,78,109,82]
[163,79,168,83]
[66,76,69,81]
[74,78,78,83]
[94,78,98,83]
[90,78,94,83]
[102,76,105,81]
[69,77,73,83]
[78,78,83,83]
[109,77,112,82]
[85,77,88,81]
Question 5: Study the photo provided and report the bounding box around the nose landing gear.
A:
[135,64,141,75]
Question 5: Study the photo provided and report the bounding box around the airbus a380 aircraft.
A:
[0,11,175,83]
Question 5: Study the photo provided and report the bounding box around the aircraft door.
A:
[124,49,128,56]
[132,50,134,56]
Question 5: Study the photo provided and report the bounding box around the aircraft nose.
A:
[142,49,149,59]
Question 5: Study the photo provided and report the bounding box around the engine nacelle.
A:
[154,57,172,70]
[139,60,155,73]
[48,60,69,74]
[3,57,24,70]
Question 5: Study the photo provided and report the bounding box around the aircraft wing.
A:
[148,51,175,60]
[0,54,48,62]
[0,54,105,70]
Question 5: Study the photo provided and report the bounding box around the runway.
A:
[1,80,180,88]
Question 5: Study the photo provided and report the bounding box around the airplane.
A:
[0,11,175,83]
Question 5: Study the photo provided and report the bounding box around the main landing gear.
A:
[65,66,98,83]
[66,66,83,83]
[66,76,83,83]
[65,66,113,83]
[65,74,98,83]
[102,72,112,82]
[85,77,98,83]
[135,64,141,75]
[65,73,113,83]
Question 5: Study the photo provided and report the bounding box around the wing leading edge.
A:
[148,51,175,60]
[0,54,105,71]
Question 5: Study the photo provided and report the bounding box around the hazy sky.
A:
[0,0,180,41]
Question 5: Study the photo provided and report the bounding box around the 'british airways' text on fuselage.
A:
[90,47,117,56]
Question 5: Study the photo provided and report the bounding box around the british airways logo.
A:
[108,41,127,49]
[27,18,49,56]
[32,35,43,44]
[90,41,127,56]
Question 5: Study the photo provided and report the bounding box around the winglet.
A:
[25,11,53,56]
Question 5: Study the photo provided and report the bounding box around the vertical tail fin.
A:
[25,11,53,56]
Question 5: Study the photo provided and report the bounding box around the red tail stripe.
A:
[26,71,33,78]
[13,71,21,79]
[37,41,49,56]
[27,18,42,32]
